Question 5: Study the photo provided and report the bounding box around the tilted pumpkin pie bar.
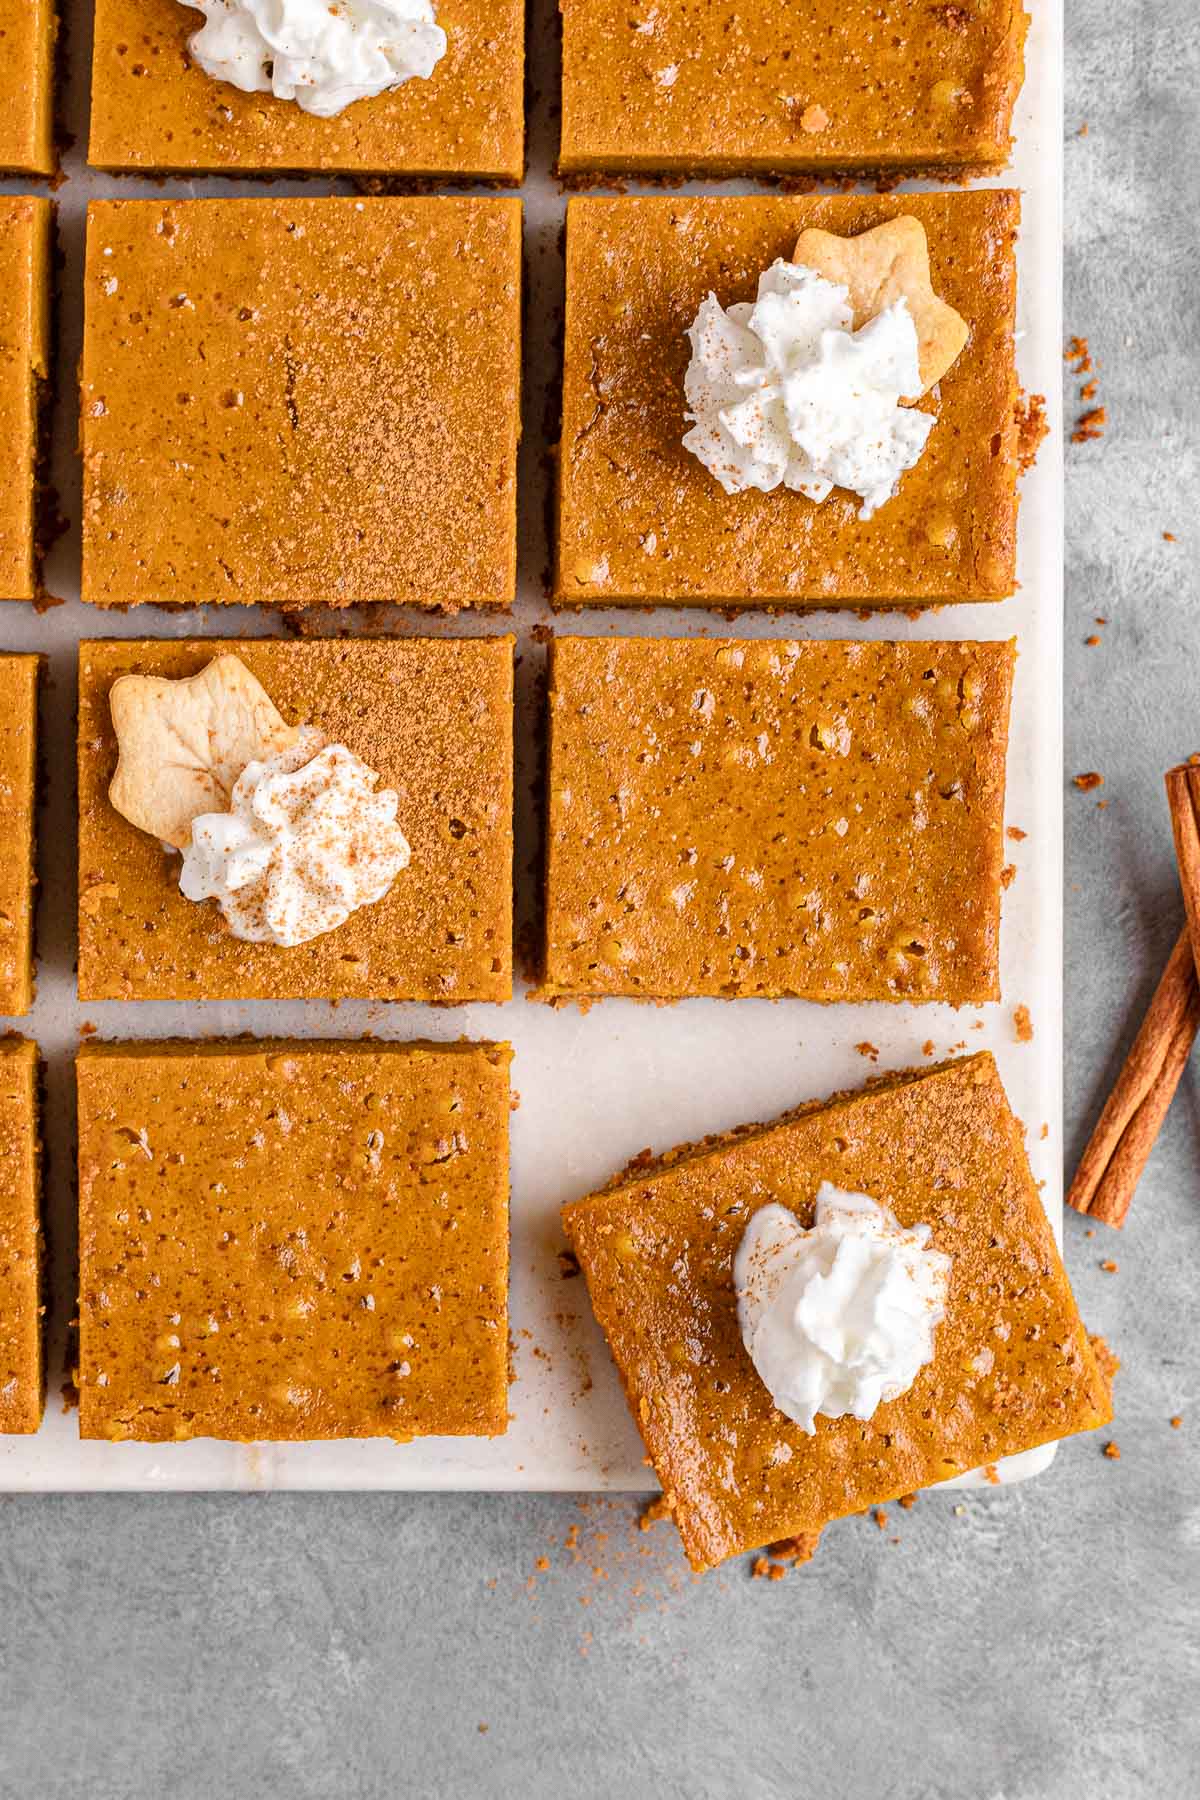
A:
[0,0,57,177]
[556,193,1020,609]
[0,654,39,1016]
[78,1039,511,1443]
[81,196,522,610]
[78,637,513,1003]
[0,197,52,604]
[541,636,1013,1005]
[0,1038,42,1435]
[89,0,524,181]
[560,1,1027,180]
[563,1054,1111,1572]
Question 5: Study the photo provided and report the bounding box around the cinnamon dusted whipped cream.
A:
[683,260,935,519]
[180,728,411,946]
[733,1184,951,1433]
[184,0,447,119]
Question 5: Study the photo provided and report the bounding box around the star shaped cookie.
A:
[792,216,969,402]
[108,654,302,849]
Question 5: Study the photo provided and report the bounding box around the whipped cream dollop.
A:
[185,0,447,119]
[683,261,935,519]
[733,1184,952,1434]
[179,727,411,947]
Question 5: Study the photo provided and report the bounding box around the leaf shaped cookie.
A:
[109,655,302,850]
[792,216,969,401]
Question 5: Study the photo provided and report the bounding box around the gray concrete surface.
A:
[3,3,1199,1795]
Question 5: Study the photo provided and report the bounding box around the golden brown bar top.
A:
[77,1040,512,1444]
[563,1054,1111,1571]
[0,1038,42,1435]
[542,635,1014,1005]
[78,637,514,1004]
[560,1,1027,179]
[556,193,1020,609]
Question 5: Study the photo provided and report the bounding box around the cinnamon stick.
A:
[1167,762,1200,954]
[1069,760,1200,1227]
[1067,926,1200,1227]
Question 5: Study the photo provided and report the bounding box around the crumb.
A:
[1170,1416,1183,1430]
[477,1724,489,1735]
[1095,616,1108,625]
[1000,863,1017,888]
[639,1494,673,1532]
[767,1530,822,1564]
[1071,405,1107,444]
[1101,1259,1119,1273]
[1013,1004,1034,1042]
[1065,335,1093,374]
[1080,378,1099,401]
[898,1494,918,1510]
[921,1039,935,1057]
[535,1556,550,1571]
[750,1554,772,1581]
[1163,532,1177,543]
[1040,1122,1049,1140]
[855,1041,880,1063]
[1007,825,1027,841]
[1014,392,1049,473]
[872,1508,889,1529]
[983,1463,1001,1485]
[1085,1227,1095,1237]
[557,1249,581,1280]
[1088,1334,1121,1387]
[1085,634,1101,647]
[1078,121,1089,136]
[1073,772,1104,792]
[1103,1441,1121,1461]
[1096,799,1109,810]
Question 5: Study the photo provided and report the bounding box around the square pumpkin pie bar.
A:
[564,1054,1112,1571]
[0,1038,42,1434]
[0,0,57,177]
[0,655,39,1016]
[89,0,524,181]
[556,193,1020,609]
[0,196,52,604]
[81,197,522,610]
[77,1039,511,1443]
[78,637,513,1003]
[541,635,1013,1005]
[560,0,1027,180]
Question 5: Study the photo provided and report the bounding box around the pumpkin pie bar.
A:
[0,1038,42,1434]
[541,636,1013,1005]
[78,636,514,1002]
[560,1,1027,180]
[78,1039,512,1443]
[89,0,524,181]
[556,193,1020,609]
[81,196,522,611]
[0,1,57,177]
[0,655,39,1016]
[563,1053,1111,1571]
[0,197,52,604]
